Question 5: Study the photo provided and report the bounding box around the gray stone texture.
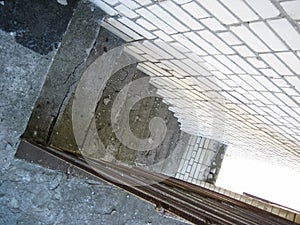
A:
[22,0,106,145]
[0,5,188,225]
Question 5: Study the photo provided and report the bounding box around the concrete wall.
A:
[0,1,190,224]
[90,0,300,170]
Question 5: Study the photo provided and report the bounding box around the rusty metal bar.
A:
[16,140,297,225]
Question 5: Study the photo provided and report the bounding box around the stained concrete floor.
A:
[0,18,189,225]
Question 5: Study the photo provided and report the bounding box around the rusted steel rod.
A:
[16,140,297,225]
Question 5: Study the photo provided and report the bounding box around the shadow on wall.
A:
[0,0,78,55]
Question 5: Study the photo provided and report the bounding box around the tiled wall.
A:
[198,181,300,223]
[91,0,300,169]
[175,136,226,184]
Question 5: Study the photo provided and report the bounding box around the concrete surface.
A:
[96,0,300,169]
[0,3,189,225]
[22,0,106,145]
[0,0,78,55]
[17,0,188,180]
[51,61,183,167]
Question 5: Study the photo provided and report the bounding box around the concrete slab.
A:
[0,1,189,224]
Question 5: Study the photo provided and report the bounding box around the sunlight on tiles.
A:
[91,0,300,212]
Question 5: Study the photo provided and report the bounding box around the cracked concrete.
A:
[0,3,189,224]
[0,158,187,225]
[22,0,105,145]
